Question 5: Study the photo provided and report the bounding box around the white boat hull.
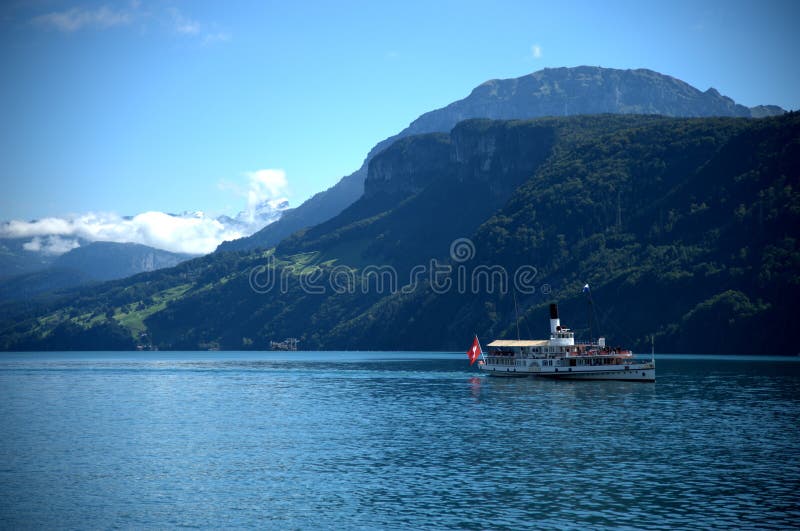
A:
[537,367,655,381]
[480,363,655,382]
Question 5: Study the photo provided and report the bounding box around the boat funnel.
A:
[549,303,560,334]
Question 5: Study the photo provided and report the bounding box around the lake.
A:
[1,352,799,529]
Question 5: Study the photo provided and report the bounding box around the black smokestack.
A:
[549,303,559,319]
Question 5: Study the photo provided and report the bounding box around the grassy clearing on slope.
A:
[114,284,192,338]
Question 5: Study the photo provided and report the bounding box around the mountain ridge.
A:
[0,241,193,301]
[218,66,785,253]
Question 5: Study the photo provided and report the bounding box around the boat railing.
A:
[575,340,601,347]
[566,350,633,358]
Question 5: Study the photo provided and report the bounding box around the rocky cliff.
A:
[218,67,785,253]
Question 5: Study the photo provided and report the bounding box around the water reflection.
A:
[468,376,483,402]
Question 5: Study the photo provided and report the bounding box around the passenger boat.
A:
[476,303,655,381]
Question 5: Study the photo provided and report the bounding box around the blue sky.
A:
[1,0,798,223]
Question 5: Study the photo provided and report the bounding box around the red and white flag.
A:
[467,335,482,365]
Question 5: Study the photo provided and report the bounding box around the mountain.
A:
[749,105,786,118]
[3,112,797,353]
[211,198,291,235]
[0,198,289,298]
[52,242,194,282]
[0,238,59,280]
[218,66,785,253]
[313,114,799,354]
[0,242,193,301]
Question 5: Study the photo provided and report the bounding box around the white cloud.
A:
[23,235,80,255]
[1,168,291,256]
[1,212,242,255]
[532,44,542,59]
[31,4,230,43]
[244,169,289,224]
[248,169,288,201]
[34,5,135,32]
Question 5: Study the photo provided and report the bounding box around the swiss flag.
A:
[467,336,482,365]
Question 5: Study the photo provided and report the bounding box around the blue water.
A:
[1,352,799,529]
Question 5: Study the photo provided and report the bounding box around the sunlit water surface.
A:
[1,352,799,529]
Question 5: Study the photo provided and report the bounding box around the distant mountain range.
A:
[53,242,193,282]
[218,66,785,253]
[0,242,193,300]
[0,198,290,297]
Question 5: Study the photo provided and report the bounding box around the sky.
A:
[0,0,798,252]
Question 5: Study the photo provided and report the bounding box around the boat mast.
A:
[512,290,521,340]
[583,283,594,342]
[651,334,655,363]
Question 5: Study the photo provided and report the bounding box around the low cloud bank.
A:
[22,235,81,255]
[2,169,290,255]
[2,212,243,255]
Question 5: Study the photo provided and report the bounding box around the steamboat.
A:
[476,303,655,381]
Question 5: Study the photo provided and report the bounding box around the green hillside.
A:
[2,113,798,353]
